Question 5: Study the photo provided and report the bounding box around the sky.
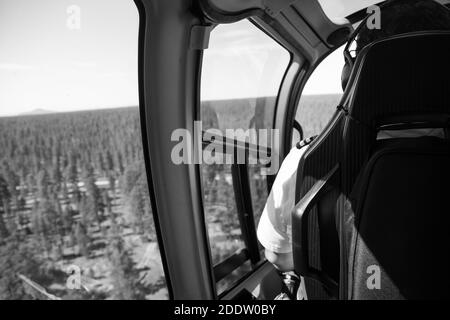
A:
[0,0,344,117]
[303,46,344,95]
[0,0,139,117]
[201,20,292,101]
[202,20,344,100]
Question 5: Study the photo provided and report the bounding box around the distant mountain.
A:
[19,108,56,116]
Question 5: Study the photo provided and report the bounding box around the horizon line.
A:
[0,92,342,118]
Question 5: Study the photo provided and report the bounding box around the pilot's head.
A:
[342,0,450,90]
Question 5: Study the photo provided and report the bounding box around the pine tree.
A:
[2,161,19,211]
[66,150,80,203]
[75,221,89,258]
[51,141,62,192]
[82,164,103,227]
[105,150,114,172]
[0,238,44,300]
[103,190,112,217]
[130,186,145,234]
[96,152,105,177]
[0,175,11,240]
[36,169,50,201]
[106,224,142,300]
[62,206,74,234]
[121,162,140,196]
[52,196,64,258]
[108,172,116,194]
[114,151,124,175]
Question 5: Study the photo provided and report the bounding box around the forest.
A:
[0,107,166,299]
[0,94,339,300]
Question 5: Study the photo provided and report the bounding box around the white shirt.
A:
[257,128,445,254]
[257,146,309,254]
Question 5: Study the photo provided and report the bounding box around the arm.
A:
[264,249,294,273]
[265,249,302,300]
[256,147,309,299]
[257,147,308,269]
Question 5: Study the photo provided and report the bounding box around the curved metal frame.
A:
[134,0,215,300]
[133,0,351,300]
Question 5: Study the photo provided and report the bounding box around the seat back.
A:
[348,137,450,299]
[293,32,450,300]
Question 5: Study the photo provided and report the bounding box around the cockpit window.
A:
[293,46,344,146]
[200,19,290,294]
[318,0,450,23]
[0,0,168,300]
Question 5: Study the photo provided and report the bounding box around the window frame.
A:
[136,0,347,300]
[198,18,293,295]
[0,0,170,300]
[136,0,217,300]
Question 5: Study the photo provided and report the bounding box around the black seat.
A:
[292,32,450,300]
[348,137,450,299]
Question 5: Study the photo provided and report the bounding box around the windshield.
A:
[318,0,450,23]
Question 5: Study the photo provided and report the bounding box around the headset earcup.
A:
[341,61,352,91]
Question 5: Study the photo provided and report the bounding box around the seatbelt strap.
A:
[337,105,375,133]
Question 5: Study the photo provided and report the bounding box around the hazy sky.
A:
[0,0,139,117]
[202,20,344,101]
[202,20,292,101]
[0,0,343,117]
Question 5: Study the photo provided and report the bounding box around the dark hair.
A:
[357,0,450,53]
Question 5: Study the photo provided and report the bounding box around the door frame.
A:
[134,0,345,299]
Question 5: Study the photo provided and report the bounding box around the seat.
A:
[292,31,450,300]
[349,137,450,299]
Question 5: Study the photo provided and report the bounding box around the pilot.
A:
[256,0,450,300]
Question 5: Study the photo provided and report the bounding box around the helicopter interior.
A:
[133,0,450,300]
[1,0,450,301]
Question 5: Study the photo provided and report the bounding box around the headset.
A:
[341,0,450,91]
[341,21,366,91]
[341,1,390,91]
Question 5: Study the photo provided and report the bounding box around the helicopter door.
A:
[135,0,349,299]
[199,19,291,299]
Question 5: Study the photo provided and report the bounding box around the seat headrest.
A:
[345,31,450,126]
